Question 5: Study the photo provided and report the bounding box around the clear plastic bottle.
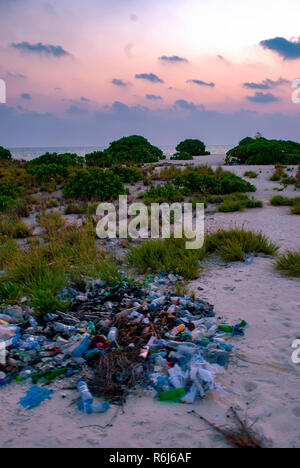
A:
[77,379,93,414]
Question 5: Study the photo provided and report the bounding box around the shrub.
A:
[31,289,71,317]
[243,171,258,179]
[111,166,142,183]
[226,137,300,165]
[63,168,125,201]
[176,139,210,156]
[0,282,22,306]
[170,152,194,160]
[218,193,263,212]
[174,170,256,195]
[0,146,12,160]
[127,237,201,280]
[144,184,189,203]
[29,152,83,167]
[203,228,279,261]
[27,163,69,183]
[0,216,32,238]
[0,196,17,213]
[85,135,164,166]
[0,181,24,198]
[291,201,300,215]
[39,212,66,235]
[275,250,300,277]
[270,196,300,206]
[64,202,87,215]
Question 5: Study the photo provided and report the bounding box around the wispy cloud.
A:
[159,55,188,63]
[243,77,289,90]
[146,94,162,100]
[246,92,279,103]
[7,71,26,79]
[20,92,31,100]
[111,78,129,87]
[174,99,204,111]
[11,41,70,57]
[135,73,164,83]
[187,79,215,88]
[260,37,300,60]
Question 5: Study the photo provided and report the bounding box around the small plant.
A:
[64,202,87,215]
[39,211,65,235]
[275,250,300,277]
[0,181,24,198]
[31,289,71,317]
[0,282,22,306]
[291,201,300,215]
[144,184,189,203]
[243,171,258,179]
[0,216,32,238]
[218,193,263,212]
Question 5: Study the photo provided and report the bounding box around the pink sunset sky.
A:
[1,0,300,146]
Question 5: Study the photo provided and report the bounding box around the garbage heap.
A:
[0,273,247,410]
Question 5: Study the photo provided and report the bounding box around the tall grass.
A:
[275,250,300,277]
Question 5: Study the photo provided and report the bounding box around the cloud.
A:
[130,14,138,22]
[80,97,90,102]
[243,78,289,90]
[11,41,70,57]
[159,55,188,63]
[146,94,162,100]
[111,78,129,87]
[187,79,215,88]
[20,93,31,100]
[260,37,300,60]
[135,73,164,83]
[66,105,88,115]
[7,72,26,80]
[246,92,279,103]
[174,99,205,111]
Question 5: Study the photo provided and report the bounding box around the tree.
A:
[175,139,210,156]
[0,146,12,160]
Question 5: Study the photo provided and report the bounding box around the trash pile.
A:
[0,273,247,410]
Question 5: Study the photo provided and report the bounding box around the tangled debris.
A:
[0,273,247,410]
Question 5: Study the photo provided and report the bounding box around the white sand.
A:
[0,158,300,448]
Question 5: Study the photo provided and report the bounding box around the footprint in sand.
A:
[292,407,300,417]
[243,381,258,392]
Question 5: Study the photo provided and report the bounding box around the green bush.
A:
[31,289,71,317]
[0,181,24,198]
[0,282,22,306]
[111,166,142,183]
[275,250,300,277]
[29,152,83,167]
[27,163,70,183]
[174,170,256,195]
[218,193,263,212]
[0,216,32,238]
[270,195,300,206]
[144,184,189,203]
[226,137,300,165]
[291,201,300,215]
[63,168,125,201]
[0,146,12,160]
[170,152,193,160]
[176,139,210,156]
[85,135,164,167]
[243,171,258,178]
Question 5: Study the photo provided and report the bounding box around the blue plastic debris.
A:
[18,386,54,410]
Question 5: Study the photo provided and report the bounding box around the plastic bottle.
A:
[22,336,39,350]
[158,387,186,401]
[168,364,186,388]
[0,371,6,386]
[72,333,90,358]
[16,367,34,382]
[150,296,166,310]
[107,327,118,343]
[77,379,93,414]
[53,322,76,334]
[129,311,150,324]
[0,325,20,340]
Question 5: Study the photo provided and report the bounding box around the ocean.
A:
[8,145,231,161]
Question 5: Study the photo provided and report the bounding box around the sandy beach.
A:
[0,154,299,449]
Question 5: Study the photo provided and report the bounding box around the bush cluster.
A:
[175,139,210,156]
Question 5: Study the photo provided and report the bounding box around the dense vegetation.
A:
[170,152,193,160]
[85,135,165,167]
[0,146,12,160]
[28,152,83,167]
[176,139,210,156]
[226,137,300,165]
[173,168,256,195]
[27,164,70,183]
[63,168,125,201]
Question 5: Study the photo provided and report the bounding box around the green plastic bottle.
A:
[158,387,186,401]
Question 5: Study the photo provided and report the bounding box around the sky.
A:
[1,0,300,147]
